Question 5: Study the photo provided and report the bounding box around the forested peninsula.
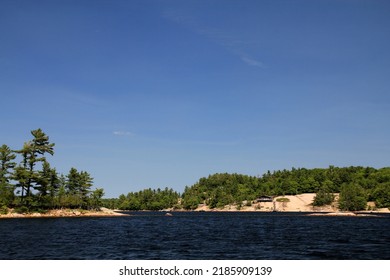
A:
[1,129,390,217]
[105,167,390,212]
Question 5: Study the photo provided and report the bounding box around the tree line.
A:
[103,166,390,212]
[110,187,181,211]
[2,129,389,213]
[0,129,104,213]
[179,167,390,211]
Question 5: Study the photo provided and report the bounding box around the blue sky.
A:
[1,0,389,197]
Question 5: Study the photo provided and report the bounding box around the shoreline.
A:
[184,193,390,213]
[0,207,129,219]
[1,208,389,219]
[1,193,389,218]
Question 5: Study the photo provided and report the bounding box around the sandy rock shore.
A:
[194,193,323,212]
[0,207,128,218]
[192,193,390,214]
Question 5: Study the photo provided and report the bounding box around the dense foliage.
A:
[181,173,260,210]
[180,167,390,210]
[103,167,390,211]
[104,187,180,211]
[0,129,104,212]
[312,184,335,207]
[338,183,367,211]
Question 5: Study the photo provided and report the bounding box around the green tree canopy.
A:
[339,183,367,211]
[0,129,104,212]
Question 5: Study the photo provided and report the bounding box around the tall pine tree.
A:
[0,145,16,206]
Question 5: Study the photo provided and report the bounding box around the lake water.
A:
[0,212,389,259]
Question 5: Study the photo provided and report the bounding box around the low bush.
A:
[14,206,29,214]
[0,205,8,215]
[276,197,290,203]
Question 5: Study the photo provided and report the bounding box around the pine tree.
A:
[0,144,16,206]
[90,188,104,210]
[14,142,33,203]
[35,161,60,208]
[14,129,55,206]
[313,180,335,206]
[79,171,93,208]
[66,168,94,208]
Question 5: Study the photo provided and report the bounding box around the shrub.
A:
[371,183,390,209]
[0,205,8,215]
[339,183,367,211]
[313,190,334,206]
[36,208,48,214]
[15,206,29,214]
[276,197,290,203]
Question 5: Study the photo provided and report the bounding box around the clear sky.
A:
[1,0,389,197]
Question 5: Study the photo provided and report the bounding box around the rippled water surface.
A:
[0,212,389,259]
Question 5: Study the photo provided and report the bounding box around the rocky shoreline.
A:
[1,208,388,218]
[0,207,129,218]
[1,193,389,218]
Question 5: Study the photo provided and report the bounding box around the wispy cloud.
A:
[240,56,265,68]
[162,8,265,68]
[113,131,134,136]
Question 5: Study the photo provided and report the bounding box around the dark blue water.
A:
[0,212,389,259]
